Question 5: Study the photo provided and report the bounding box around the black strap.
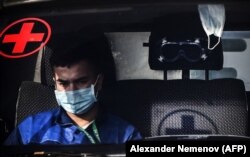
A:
[205,70,209,80]
[182,70,190,80]
[164,70,168,80]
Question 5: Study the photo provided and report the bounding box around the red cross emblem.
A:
[0,17,51,59]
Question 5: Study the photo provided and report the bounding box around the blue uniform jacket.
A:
[4,108,142,145]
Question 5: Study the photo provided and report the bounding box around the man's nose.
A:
[68,83,79,91]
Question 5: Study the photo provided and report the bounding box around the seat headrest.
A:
[41,46,54,87]
[148,13,223,70]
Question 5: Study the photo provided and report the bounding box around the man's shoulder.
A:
[27,108,59,117]
[98,112,142,140]
[99,112,133,127]
[19,108,60,125]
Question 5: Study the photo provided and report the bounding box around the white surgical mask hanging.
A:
[198,4,226,50]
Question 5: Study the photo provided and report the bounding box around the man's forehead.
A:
[54,60,95,71]
[54,66,93,80]
[56,76,89,82]
[54,70,89,80]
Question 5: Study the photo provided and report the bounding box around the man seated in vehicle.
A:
[4,30,142,145]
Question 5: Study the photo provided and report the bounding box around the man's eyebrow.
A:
[56,79,69,82]
[56,76,89,82]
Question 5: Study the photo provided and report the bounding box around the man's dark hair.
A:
[50,32,106,72]
[49,28,116,86]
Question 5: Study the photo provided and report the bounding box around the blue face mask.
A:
[54,79,99,115]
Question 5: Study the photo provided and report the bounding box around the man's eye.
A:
[59,82,68,86]
[78,80,87,84]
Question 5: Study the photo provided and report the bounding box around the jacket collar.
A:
[55,106,105,126]
[55,107,75,126]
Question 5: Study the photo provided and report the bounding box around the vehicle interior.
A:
[0,0,250,156]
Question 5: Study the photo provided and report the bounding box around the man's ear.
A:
[53,77,57,89]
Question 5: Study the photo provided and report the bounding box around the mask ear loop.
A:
[93,74,100,99]
[53,77,58,90]
[207,35,221,50]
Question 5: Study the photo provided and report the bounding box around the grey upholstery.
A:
[15,81,57,126]
[40,46,54,87]
[100,79,248,137]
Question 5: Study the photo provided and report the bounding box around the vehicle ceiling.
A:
[1,0,250,33]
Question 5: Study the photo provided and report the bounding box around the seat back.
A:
[15,81,57,126]
[130,10,248,137]
[100,79,248,137]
